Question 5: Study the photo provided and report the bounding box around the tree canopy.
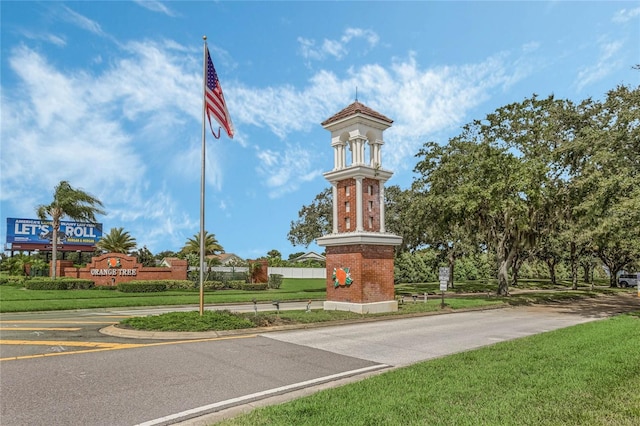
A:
[96,227,137,254]
[36,181,105,279]
[180,231,224,256]
[289,84,640,292]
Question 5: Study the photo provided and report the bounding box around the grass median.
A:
[119,297,507,331]
[0,278,327,312]
[1,276,622,314]
[218,312,640,426]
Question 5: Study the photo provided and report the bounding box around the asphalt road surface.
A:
[1,293,638,425]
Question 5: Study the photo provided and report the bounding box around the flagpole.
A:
[199,35,207,315]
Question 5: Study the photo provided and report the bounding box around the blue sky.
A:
[1,1,639,260]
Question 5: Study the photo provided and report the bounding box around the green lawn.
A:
[0,278,326,312]
[119,297,507,331]
[219,313,640,426]
[0,276,631,313]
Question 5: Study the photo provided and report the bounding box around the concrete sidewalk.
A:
[100,291,639,341]
[168,292,638,425]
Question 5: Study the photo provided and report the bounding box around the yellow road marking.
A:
[0,334,257,362]
[0,327,82,331]
[140,334,259,347]
[0,340,143,348]
[0,320,123,325]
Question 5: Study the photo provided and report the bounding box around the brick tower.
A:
[317,101,402,313]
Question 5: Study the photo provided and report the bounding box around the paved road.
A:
[0,301,325,358]
[1,294,638,425]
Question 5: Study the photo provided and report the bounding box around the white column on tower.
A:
[355,176,363,231]
[332,182,338,233]
[379,183,386,233]
[368,141,374,166]
[340,142,346,168]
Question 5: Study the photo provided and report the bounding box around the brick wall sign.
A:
[55,253,188,286]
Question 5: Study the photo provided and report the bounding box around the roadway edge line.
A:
[135,364,390,426]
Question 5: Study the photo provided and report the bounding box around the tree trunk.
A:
[545,258,557,285]
[570,242,578,290]
[448,250,455,289]
[51,223,58,279]
[497,258,510,296]
[598,252,622,288]
[497,241,517,296]
[511,251,524,287]
[582,262,592,284]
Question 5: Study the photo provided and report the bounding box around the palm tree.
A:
[96,227,137,254]
[181,231,224,256]
[36,181,105,279]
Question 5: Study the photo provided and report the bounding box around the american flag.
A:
[205,46,234,139]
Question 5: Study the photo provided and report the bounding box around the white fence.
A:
[268,267,326,279]
[206,266,326,279]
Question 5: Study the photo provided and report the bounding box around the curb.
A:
[99,303,509,340]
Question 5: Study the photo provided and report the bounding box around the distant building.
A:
[208,253,244,265]
[292,251,326,263]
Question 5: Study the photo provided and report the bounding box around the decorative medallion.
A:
[107,258,122,268]
[333,267,353,288]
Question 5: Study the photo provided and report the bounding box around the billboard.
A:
[6,218,103,246]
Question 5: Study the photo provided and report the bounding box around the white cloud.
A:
[297,37,324,61]
[1,46,144,194]
[231,50,528,171]
[256,146,323,198]
[575,38,623,92]
[133,0,179,17]
[0,33,532,248]
[0,41,209,251]
[612,7,640,23]
[19,30,67,46]
[322,39,347,59]
[60,5,106,36]
[298,27,380,62]
[342,28,379,47]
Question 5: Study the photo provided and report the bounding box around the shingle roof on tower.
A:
[321,101,393,126]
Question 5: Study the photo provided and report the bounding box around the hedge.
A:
[227,280,246,290]
[25,278,95,290]
[241,283,268,291]
[117,281,167,293]
[204,281,226,290]
[0,276,26,286]
[162,280,195,290]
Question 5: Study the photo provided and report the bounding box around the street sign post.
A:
[438,267,450,284]
[438,267,449,308]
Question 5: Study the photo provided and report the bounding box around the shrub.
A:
[227,280,245,290]
[121,310,255,332]
[117,281,166,293]
[203,280,226,290]
[25,278,94,290]
[208,271,248,283]
[241,282,268,291]
[163,280,196,290]
[268,274,283,289]
[0,275,26,286]
[67,279,94,290]
[26,280,69,290]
